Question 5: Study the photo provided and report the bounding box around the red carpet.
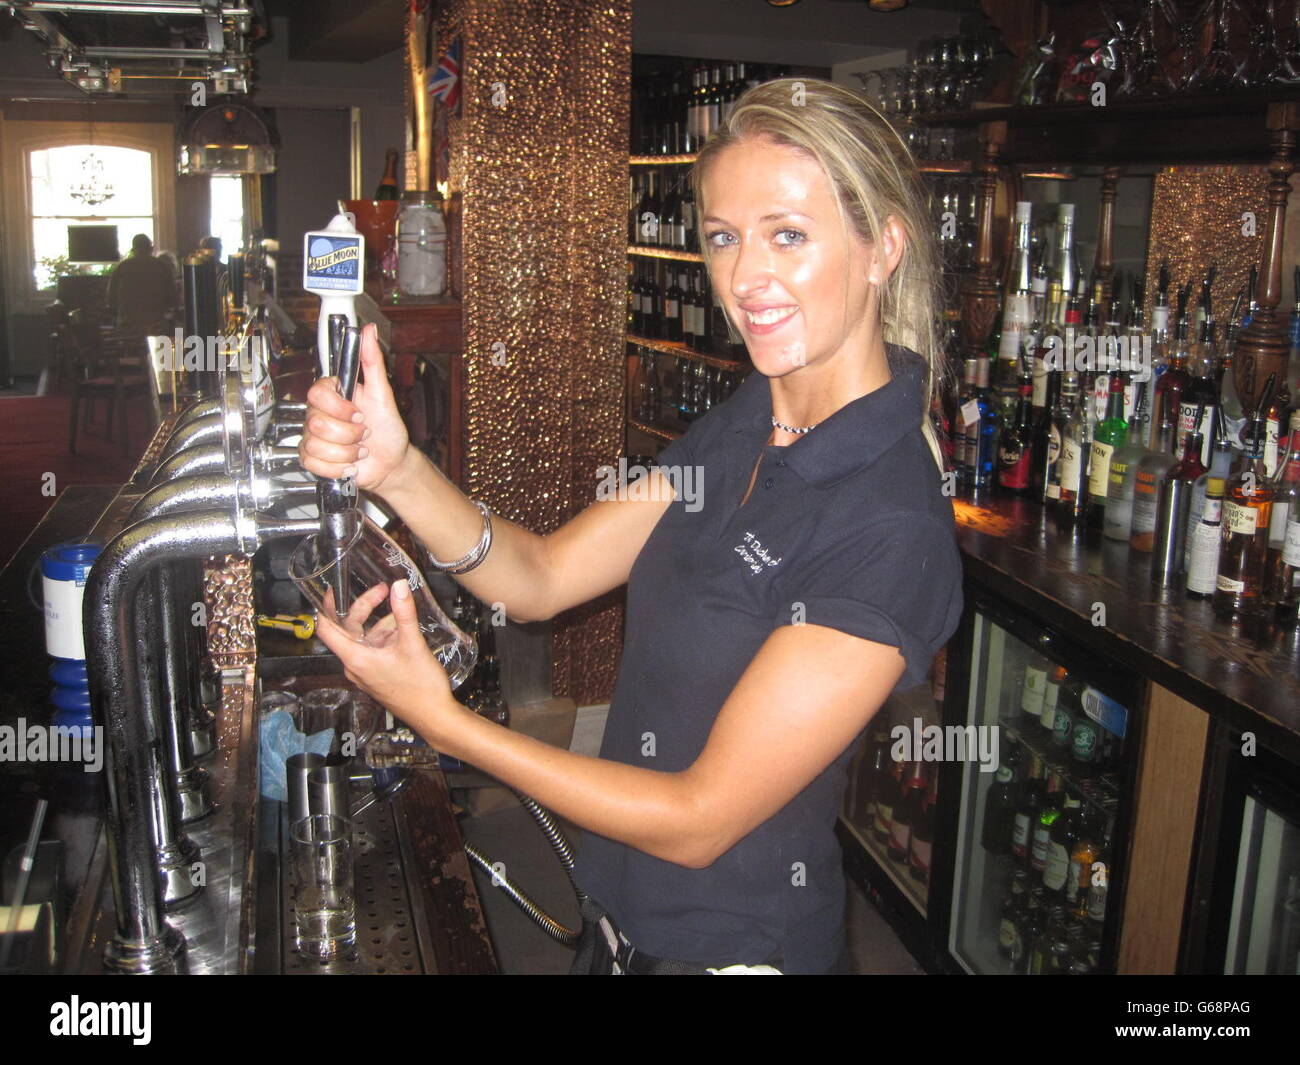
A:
[0,393,148,567]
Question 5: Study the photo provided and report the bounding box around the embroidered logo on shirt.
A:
[734,531,782,576]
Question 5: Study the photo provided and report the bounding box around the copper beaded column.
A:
[436,0,632,705]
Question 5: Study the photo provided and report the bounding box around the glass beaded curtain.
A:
[434,0,632,704]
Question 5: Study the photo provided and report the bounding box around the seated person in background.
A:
[106,233,176,335]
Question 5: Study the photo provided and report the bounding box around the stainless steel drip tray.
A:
[257,794,432,974]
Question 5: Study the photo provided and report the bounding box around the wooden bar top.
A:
[952,493,1300,763]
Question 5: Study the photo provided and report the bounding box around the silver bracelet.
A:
[424,499,493,574]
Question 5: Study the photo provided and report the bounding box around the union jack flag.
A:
[429,37,462,114]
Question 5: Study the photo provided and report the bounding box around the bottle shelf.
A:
[627,415,682,442]
[839,816,928,918]
[917,159,972,174]
[998,715,1121,821]
[628,245,705,263]
[627,333,744,371]
[630,153,698,165]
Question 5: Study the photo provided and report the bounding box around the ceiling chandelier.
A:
[69,151,114,207]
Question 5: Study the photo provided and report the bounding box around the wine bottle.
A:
[375,148,400,201]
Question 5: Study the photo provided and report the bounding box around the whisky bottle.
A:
[1215,400,1277,619]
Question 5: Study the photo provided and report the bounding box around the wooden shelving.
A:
[626,333,744,371]
[629,153,698,165]
[628,244,704,263]
[627,415,682,442]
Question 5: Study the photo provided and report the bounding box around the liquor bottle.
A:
[660,177,682,250]
[1071,699,1101,765]
[999,868,1031,963]
[1039,665,1066,739]
[636,169,659,246]
[1152,413,1208,587]
[680,180,697,250]
[1051,676,1081,751]
[375,148,400,200]
[1130,420,1178,552]
[1178,318,1220,467]
[1011,754,1045,866]
[1086,820,1113,926]
[1217,287,1247,447]
[471,610,509,726]
[1268,412,1300,614]
[1030,365,1061,500]
[1048,204,1079,331]
[982,763,1018,855]
[856,724,890,827]
[1019,892,1047,975]
[873,754,904,843]
[1185,476,1226,599]
[1088,370,1129,528]
[889,760,926,863]
[680,270,698,351]
[1263,373,1294,480]
[1216,390,1277,619]
[1185,429,1234,546]
[1057,372,1091,525]
[955,357,978,488]
[1153,281,1193,447]
[627,264,640,334]
[1066,812,1101,919]
[1043,795,1082,897]
[999,202,1034,383]
[963,356,998,492]
[663,269,684,344]
[1103,383,1149,541]
[642,266,662,339]
[1029,773,1064,874]
[1043,370,1076,506]
[1276,505,1300,627]
[1194,261,1216,337]
[1020,654,1049,725]
[1149,260,1172,376]
[668,71,686,154]
[996,360,1035,495]
[909,769,938,883]
[686,67,702,150]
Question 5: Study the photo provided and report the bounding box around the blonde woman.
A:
[298,78,963,975]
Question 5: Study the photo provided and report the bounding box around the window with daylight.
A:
[208,174,246,258]
[29,144,155,289]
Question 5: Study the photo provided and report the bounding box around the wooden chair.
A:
[61,324,150,455]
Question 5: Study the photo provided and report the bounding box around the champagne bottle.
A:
[375,148,400,201]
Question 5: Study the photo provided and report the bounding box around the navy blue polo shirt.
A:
[573,343,964,974]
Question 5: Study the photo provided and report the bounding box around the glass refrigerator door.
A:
[1224,785,1300,974]
[948,602,1137,975]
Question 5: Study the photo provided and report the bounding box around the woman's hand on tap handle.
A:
[298,322,411,497]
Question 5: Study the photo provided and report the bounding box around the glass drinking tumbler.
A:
[291,813,356,960]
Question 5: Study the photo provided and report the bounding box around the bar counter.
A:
[952,493,1300,763]
[0,419,496,974]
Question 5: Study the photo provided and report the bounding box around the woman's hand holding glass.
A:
[312,578,463,744]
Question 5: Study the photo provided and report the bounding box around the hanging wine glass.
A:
[1234,0,1290,87]
[1285,0,1300,78]
[1163,0,1214,92]
[1130,0,1176,94]
[1100,1,1142,97]
[1187,0,1240,92]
